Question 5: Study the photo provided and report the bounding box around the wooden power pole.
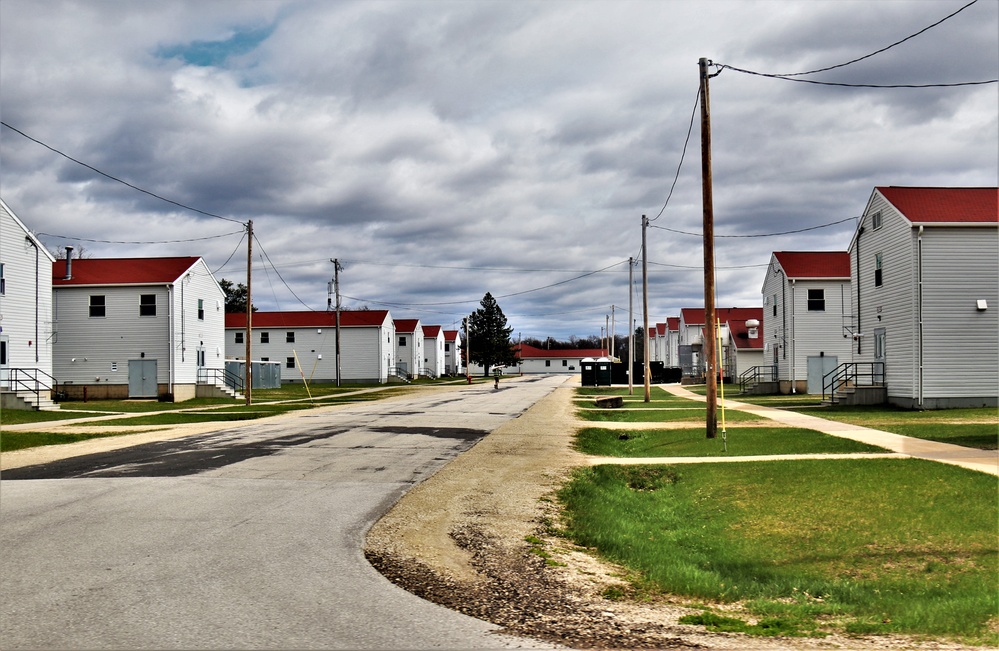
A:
[244,219,253,406]
[699,57,717,438]
[628,256,634,395]
[642,214,651,402]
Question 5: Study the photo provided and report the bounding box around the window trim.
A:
[89,294,107,318]
[260,331,270,344]
[286,357,296,369]
[234,331,244,344]
[806,288,825,312]
[286,331,295,343]
[875,253,884,287]
[197,298,205,320]
[139,294,157,317]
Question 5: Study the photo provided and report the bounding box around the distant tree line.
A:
[522,328,646,365]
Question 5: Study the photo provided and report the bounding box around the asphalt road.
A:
[0,376,567,650]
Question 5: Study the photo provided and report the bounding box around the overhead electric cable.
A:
[212,231,248,274]
[343,260,629,308]
[36,230,244,245]
[650,85,700,222]
[1,121,246,225]
[715,1,996,87]
[252,234,314,311]
[649,214,857,238]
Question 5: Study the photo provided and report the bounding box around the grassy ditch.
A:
[557,459,998,642]
[576,427,886,457]
[0,430,158,453]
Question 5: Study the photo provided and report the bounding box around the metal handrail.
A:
[822,362,885,404]
[197,367,244,393]
[387,366,412,382]
[739,365,777,393]
[1,367,57,403]
[418,368,438,380]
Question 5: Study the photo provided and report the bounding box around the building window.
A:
[235,331,244,344]
[0,263,5,295]
[772,294,778,317]
[875,253,883,287]
[445,343,451,352]
[562,359,568,366]
[399,336,407,346]
[286,331,295,343]
[545,360,551,367]
[260,331,269,344]
[286,357,295,369]
[871,211,882,230]
[260,357,269,362]
[197,299,205,320]
[139,294,157,316]
[89,295,106,318]
[807,289,825,311]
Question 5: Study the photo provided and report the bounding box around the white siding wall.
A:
[423,332,445,377]
[761,260,786,378]
[444,337,462,374]
[53,286,171,386]
[787,279,853,389]
[919,227,998,402]
[0,202,55,380]
[394,327,423,376]
[520,357,579,374]
[226,322,391,383]
[172,260,226,384]
[851,193,918,400]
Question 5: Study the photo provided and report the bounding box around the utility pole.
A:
[700,57,718,438]
[331,258,342,387]
[642,214,651,402]
[610,305,615,360]
[244,220,253,406]
[628,256,634,395]
[464,316,471,384]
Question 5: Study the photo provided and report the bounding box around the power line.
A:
[715,1,996,88]
[649,214,857,238]
[650,85,700,222]
[36,229,244,245]
[252,234,314,311]
[1,121,246,225]
[212,231,248,275]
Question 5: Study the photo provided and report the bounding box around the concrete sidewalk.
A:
[633,384,998,476]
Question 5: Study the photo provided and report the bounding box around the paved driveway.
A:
[0,376,565,650]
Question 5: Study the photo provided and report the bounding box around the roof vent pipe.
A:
[64,246,74,280]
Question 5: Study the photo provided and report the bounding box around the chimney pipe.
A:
[64,246,74,280]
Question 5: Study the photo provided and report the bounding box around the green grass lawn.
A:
[557,458,998,642]
[577,407,773,424]
[576,427,887,457]
[0,430,151,453]
[795,406,998,450]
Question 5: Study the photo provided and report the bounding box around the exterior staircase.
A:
[821,362,886,406]
[1,368,61,411]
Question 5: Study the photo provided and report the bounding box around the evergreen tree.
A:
[219,278,255,313]
[464,292,517,376]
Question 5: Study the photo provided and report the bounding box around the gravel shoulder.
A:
[364,379,988,651]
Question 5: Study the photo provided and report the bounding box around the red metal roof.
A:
[225,310,389,328]
[727,316,765,350]
[655,323,668,336]
[422,325,442,337]
[443,329,460,342]
[53,257,201,286]
[773,251,850,279]
[514,343,606,359]
[667,317,680,330]
[877,187,998,224]
[393,319,420,334]
[681,307,763,325]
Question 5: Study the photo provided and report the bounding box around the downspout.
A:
[917,225,924,408]
[790,279,796,393]
[855,226,864,355]
[25,237,40,364]
[168,285,175,397]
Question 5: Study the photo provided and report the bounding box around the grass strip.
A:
[576,427,886,457]
[0,430,141,452]
[557,459,998,641]
[577,407,773,424]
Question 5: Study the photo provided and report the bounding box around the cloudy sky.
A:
[2,0,996,340]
